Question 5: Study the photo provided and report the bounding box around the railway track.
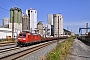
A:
[0,43,16,50]
[0,46,20,54]
[0,40,58,60]
[0,42,16,46]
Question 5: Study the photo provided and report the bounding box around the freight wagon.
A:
[17,32,68,46]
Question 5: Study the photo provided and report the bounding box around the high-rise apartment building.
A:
[26,8,37,33]
[48,14,53,25]
[53,14,63,37]
[3,17,9,26]
[22,15,30,31]
[86,23,88,34]
[48,14,54,36]
[37,21,43,36]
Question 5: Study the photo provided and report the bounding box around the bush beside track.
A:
[46,37,74,60]
[0,38,17,43]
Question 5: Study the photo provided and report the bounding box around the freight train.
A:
[17,31,68,46]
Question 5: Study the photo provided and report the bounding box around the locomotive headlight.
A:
[23,38,26,40]
[18,38,21,39]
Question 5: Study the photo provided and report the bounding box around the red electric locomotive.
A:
[17,32,42,46]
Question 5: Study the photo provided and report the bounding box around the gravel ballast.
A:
[69,39,90,60]
[18,39,65,60]
[0,44,16,50]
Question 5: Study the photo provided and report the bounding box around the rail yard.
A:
[0,38,67,60]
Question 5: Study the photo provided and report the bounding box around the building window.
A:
[35,11,36,13]
[60,18,61,20]
[58,16,59,20]
[54,15,56,17]
[28,10,30,12]
[58,16,59,18]
[31,11,32,13]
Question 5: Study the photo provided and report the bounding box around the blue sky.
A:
[0,0,90,34]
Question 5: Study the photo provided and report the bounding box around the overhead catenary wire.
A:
[0,7,9,26]
[10,0,26,11]
[0,7,9,12]
[0,1,28,23]
[10,0,18,6]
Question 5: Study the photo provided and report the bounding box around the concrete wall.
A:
[26,9,37,33]
[9,23,22,32]
[48,14,53,25]
[37,21,43,36]
[3,18,9,26]
[43,24,51,37]
[22,16,30,31]
[30,9,37,32]
[0,28,20,39]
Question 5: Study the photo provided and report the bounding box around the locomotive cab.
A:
[17,31,42,46]
[17,32,27,46]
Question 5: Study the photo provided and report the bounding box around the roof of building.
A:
[0,28,20,33]
[37,21,42,25]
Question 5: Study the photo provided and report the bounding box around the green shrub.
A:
[46,37,74,60]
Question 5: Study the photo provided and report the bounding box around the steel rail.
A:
[0,40,57,60]
[0,43,16,47]
[0,47,20,54]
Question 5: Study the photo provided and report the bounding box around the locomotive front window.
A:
[19,34,26,37]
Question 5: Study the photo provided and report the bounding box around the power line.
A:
[0,7,9,21]
[10,0,26,10]
[0,10,9,15]
[0,6,21,16]
[0,7,9,12]
[10,0,18,6]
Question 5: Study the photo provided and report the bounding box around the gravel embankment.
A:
[18,39,65,60]
[69,39,90,60]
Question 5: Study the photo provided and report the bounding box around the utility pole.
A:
[58,16,59,38]
[67,26,69,35]
[12,16,14,39]
[57,16,59,44]
[45,27,47,38]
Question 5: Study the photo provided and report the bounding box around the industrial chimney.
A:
[86,23,88,35]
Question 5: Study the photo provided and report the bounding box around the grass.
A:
[0,38,17,43]
[46,37,74,60]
